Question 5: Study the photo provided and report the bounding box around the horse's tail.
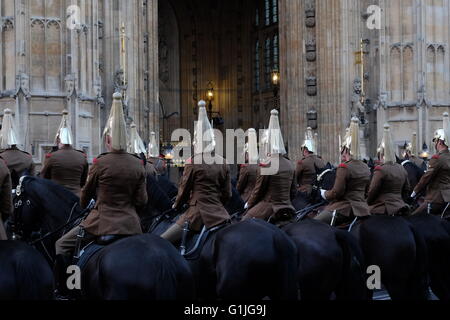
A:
[407,223,430,299]
[334,229,368,300]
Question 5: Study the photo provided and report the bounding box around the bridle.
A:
[12,176,94,263]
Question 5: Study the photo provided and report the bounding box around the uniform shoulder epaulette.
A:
[338,163,348,169]
[240,164,248,168]
[75,149,88,158]
[374,165,383,171]
[259,162,270,168]
[93,152,109,164]
[432,154,440,160]
[45,153,53,159]
[185,157,193,165]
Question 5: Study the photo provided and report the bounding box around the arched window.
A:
[265,0,271,26]
[254,40,260,92]
[273,34,279,71]
[272,0,278,24]
[264,37,272,88]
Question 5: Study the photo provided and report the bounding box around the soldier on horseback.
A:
[411,113,450,217]
[242,110,297,224]
[40,110,89,198]
[53,93,148,296]
[147,131,166,177]
[404,132,426,170]
[316,117,371,226]
[0,109,35,190]
[237,128,259,203]
[296,127,326,202]
[160,101,232,244]
[129,122,157,178]
[367,124,410,216]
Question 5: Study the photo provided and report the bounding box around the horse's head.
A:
[316,166,337,191]
[11,176,44,241]
[11,176,80,242]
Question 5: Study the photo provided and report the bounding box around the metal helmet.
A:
[433,112,450,146]
[148,132,160,158]
[301,127,317,154]
[244,128,259,164]
[266,109,286,155]
[193,100,216,155]
[341,117,362,160]
[405,132,418,156]
[55,110,73,145]
[0,109,19,149]
[378,123,396,163]
[128,122,147,155]
[103,92,128,151]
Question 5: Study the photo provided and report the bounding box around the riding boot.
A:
[53,254,73,300]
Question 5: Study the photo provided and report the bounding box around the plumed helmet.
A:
[103,92,128,151]
[0,109,19,149]
[128,122,147,155]
[55,110,73,145]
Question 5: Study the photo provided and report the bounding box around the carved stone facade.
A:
[1,0,449,166]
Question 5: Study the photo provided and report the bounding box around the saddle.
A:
[182,222,229,261]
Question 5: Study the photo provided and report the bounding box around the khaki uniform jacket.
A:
[324,160,371,217]
[236,164,259,203]
[246,154,297,221]
[414,150,450,204]
[41,146,88,197]
[80,151,148,236]
[296,154,326,195]
[0,157,12,240]
[175,154,232,232]
[0,147,35,189]
[367,162,410,215]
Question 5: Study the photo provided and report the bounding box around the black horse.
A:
[10,176,195,300]
[397,158,425,192]
[300,167,429,300]
[144,177,298,300]
[407,214,450,300]
[0,241,53,300]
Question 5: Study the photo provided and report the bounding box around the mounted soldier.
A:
[367,124,410,216]
[129,122,157,178]
[40,110,88,198]
[411,113,450,217]
[160,100,232,244]
[53,93,148,297]
[236,128,259,203]
[242,110,297,224]
[404,132,426,170]
[147,132,166,177]
[316,117,371,226]
[0,109,35,189]
[0,156,11,240]
[296,127,326,201]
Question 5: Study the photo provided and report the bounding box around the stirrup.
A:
[330,211,337,227]
[180,221,190,256]
[442,203,450,219]
[73,227,86,260]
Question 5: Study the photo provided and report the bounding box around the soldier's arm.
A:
[221,164,232,205]
[291,169,298,200]
[325,165,348,201]
[174,164,194,209]
[0,170,12,220]
[40,155,53,179]
[247,168,269,208]
[402,170,411,201]
[295,161,304,186]
[367,168,383,205]
[236,166,249,194]
[80,159,89,188]
[80,162,99,208]
[414,156,441,195]
[134,166,148,215]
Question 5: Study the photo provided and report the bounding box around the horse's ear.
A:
[326,162,333,170]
